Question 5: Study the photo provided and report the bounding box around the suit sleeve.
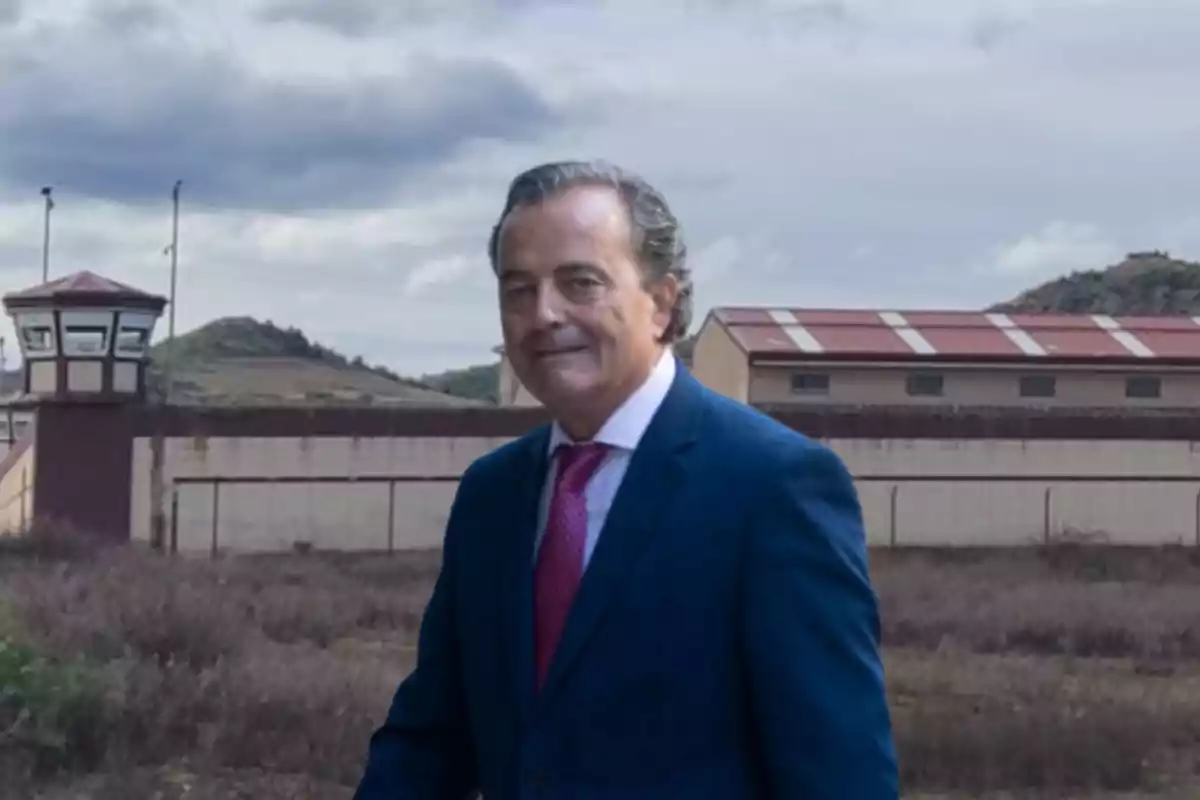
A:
[741,440,898,799]
[353,473,479,800]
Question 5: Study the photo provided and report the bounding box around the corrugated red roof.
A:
[718,308,777,325]
[801,323,911,355]
[710,307,1200,364]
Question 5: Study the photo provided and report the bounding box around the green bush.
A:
[0,637,106,775]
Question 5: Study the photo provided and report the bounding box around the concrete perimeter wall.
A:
[0,437,34,534]
[129,435,510,553]
[14,402,1200,552]
[136,426,1200,553]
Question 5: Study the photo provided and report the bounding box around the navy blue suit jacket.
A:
[354,365,898,799]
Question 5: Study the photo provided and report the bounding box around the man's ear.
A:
[650,273,680,337]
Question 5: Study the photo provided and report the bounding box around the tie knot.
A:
[555,442,609,492]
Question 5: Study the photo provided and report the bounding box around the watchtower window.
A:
[116,326,149,356]
[62,325,109,356]
[21,325,55,355]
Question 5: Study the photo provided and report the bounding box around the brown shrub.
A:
[9,551,250,669]
[887,648,1200,793]
[13,766,354,800]
[872,547,1200,659]
[222,559,426,648]
[1,547,416,789]
[897,698,1161,792]
[2,543,1199,795]
[97,643,398,783]
[201,646,397,783]
[0,519,110,566]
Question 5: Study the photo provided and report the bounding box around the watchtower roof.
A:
[3,270,167,312]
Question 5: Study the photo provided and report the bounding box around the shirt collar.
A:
[547,348,676,454]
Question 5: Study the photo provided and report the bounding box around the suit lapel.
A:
[534,367,705,711]
[499,423,551,724]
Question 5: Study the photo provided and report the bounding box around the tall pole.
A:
[149,179,181,553]
[40,187,53,283]
[166,180,181,402]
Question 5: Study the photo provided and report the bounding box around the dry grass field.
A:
[2,531,1199,798]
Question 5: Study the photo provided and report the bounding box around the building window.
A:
[1125,376,1162,399]
[906,373,944,397]
[790,372,830,395]
[1019,375,1056,398]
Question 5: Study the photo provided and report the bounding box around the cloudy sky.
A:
[1,0,1198,374]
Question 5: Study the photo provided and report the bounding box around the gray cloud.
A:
[256,0,855,38]
[0,33,560,211]
[968,13,1028,52]
[3,1,1200,376]
[89,0,168,33]
[256,0,599,35]
[0,0,19,26]
[258,0,384,36]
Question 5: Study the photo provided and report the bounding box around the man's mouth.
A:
[534,346,588,358]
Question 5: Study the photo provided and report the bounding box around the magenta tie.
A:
[534,442,609,691]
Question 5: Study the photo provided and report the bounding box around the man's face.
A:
[495,185,678,416]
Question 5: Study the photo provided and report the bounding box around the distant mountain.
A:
[421,363,501,404]
[149,317,481,406]
[150,316,423,383]
[991,251,1200,315]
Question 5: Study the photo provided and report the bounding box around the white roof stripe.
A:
[1090,314,1155,358]
[878,311,937,355]
[765,309,824,352]
[985,312,1047,356]
[1111,330,1155,358]
[780,325,825,353]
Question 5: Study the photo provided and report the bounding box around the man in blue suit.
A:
[354,161,897,799]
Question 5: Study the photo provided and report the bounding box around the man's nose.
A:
[532,284,568,327]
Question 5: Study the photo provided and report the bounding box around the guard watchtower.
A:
[1,271,166,402]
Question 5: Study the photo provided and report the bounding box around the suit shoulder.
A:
[460,423,548,486]
[699,388,829,462]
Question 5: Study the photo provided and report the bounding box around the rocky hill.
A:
[991,251,1200,315]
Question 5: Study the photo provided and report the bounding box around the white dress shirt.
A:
[533,349,676,569]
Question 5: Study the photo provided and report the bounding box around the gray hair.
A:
[487,160,693,343]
